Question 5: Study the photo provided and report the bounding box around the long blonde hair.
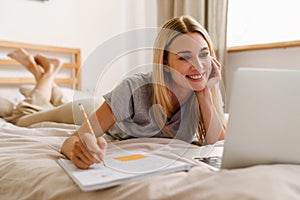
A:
[152,16,224,145]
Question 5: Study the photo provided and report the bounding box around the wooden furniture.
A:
[0,40,81,90]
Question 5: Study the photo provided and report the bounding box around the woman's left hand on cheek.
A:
[207,57,222,89]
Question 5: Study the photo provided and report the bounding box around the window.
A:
[227,0,300,47]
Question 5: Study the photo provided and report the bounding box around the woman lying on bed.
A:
[4,49,99,127]
[61,15,226,169]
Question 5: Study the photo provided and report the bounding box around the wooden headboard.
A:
[0,40,81,90]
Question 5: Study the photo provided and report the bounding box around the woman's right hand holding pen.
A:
[73,133,107,169]
[61,102,116,169]
[61,133,107,169]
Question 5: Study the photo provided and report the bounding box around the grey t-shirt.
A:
[103,72,198,143]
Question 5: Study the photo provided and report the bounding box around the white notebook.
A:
[58,150,191,191]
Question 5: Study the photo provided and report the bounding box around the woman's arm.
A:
[196,88,225,144]
[196,58,225,144]
[61,102,116,169]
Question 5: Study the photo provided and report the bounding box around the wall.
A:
[80,0,158,97]
[224,46,300,106]
[0,0,157,95]
[5,1,299,107]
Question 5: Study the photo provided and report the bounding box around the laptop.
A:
[179,68,300,170]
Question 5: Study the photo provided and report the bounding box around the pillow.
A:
[0,97,14,117]
[0,88,25,106]
[0,85,95,118]
[19,85,91,101]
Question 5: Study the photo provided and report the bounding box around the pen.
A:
[78,103,109,167]
[78,103,97,141]
[78,104,106,166]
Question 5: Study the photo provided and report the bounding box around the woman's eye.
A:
[199,52,209,58]
[179,55,190,61]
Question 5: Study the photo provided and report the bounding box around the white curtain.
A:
[157,0,228,80]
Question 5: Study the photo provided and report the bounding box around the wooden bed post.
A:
[0,40,81,90]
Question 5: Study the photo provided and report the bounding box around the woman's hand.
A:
[207,57,222,89]
[61,133,107,169]
[195,57,221,99]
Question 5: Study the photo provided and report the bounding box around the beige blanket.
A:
[1,119,300,200]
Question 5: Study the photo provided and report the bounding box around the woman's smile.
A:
[186,72,206,81]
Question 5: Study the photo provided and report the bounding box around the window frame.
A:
[226,0,300,52]
[227,40,300,52]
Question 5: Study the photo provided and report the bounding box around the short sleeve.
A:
[103,73,152,122]
[103,79,133,122]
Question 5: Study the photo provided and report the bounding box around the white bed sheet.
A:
[1,119,300,200]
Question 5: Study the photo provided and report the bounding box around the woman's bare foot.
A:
[34,54,63,75]
[7,49,41,81]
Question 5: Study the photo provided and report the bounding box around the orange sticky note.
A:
[113,154,148,162]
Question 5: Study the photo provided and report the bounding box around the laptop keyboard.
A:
[193,156,222,169]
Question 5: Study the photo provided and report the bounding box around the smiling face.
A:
[166,32,212,96]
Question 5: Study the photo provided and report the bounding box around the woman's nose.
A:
[190,58,205,71]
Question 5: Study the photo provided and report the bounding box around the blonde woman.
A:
[61,16,226,169]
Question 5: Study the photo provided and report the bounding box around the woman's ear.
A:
[163,60,170,72]
[163,65,170,72]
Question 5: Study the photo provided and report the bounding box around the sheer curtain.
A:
[157,0,228,79]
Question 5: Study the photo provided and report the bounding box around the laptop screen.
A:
[222,68,300,169]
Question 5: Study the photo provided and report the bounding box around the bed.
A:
[1,41,300,200]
